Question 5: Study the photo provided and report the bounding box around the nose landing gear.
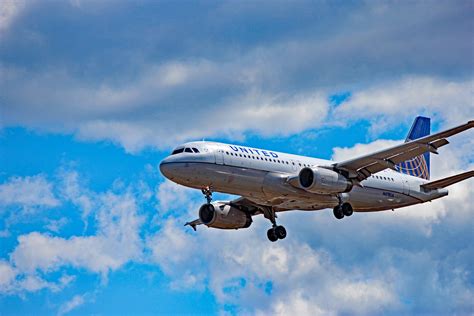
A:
[263,206,287,242]
[201,186,213,204]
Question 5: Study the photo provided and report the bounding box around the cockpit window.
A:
[171,148,184,155]
[171,146,200,155]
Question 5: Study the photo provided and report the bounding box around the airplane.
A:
[159,117,474,242]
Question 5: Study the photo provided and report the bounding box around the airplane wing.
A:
[420,170,474,190]
[332,120,473,181]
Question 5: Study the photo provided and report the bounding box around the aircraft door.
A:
[215,149,224,165]
[402,179,410,195]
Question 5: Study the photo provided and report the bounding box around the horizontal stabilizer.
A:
[421,170,474,190]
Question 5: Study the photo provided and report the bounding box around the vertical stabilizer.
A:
[396,116,431,179]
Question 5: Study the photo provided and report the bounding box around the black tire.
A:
[267,228,278,242]
[275,226,287,239]
[333,206,344,219]
[342,203,353,217]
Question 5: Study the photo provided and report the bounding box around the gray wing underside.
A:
[184,196,324,231]
[185,197,266,231]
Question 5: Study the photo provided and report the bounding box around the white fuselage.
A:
[160,141,448,213]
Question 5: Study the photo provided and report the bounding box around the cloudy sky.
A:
[1,1,473,315]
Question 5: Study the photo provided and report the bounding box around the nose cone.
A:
[159,158,174,180]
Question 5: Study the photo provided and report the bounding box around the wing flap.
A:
[420,170,474,190]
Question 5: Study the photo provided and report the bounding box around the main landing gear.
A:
[263,207,286,242]
[333,202,353,219]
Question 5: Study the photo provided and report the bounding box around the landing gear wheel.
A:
[342,203,353,217]
[267,228,278,242]
[263,207,287,242]
[333,205,344,219]
[275,225,287,239]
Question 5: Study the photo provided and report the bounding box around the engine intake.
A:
[299,167,352,194]
[199,202,252,230]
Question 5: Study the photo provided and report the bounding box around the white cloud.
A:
[5,66,472,153]
[258,290,330,316]
[0,0,26,36]
[1,175,146,296]
[0,260,74,295]
[16,274,72,293]
[11,190,143,276]
[59,170,94,221]
[45,217,68,233]
[0,260,17,292]
[1,57,332,153]
[155,180,200,216]
[147,215,399,315]
[334,77,474,135]
[57,294,86,316]
[0,174,60,209]
[329,281,397,314]
[216,91,328,138]
[332,139,402,161]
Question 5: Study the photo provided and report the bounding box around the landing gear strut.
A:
[201,186,213,204]
[263,207,286,242]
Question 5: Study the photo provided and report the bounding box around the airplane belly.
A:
[262,172,338,210]
[208,165,267,198]
[348,186,419,211]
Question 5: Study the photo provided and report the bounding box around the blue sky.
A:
[0,1,473,315]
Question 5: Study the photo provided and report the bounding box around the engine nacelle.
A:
[299,167,353,194]
[199,202,252,230]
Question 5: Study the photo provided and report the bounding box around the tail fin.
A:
[395,116,431,179]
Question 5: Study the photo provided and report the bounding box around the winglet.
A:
[184,222,197,231]
[184,219,202,231]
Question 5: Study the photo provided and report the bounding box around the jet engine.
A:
[299,167,353,194]
[199,202,252,229]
